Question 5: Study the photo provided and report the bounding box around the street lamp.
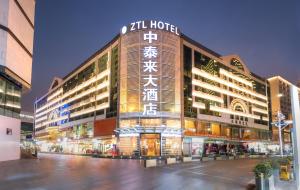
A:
[272,111,292,157]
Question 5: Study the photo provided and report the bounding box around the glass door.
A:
[140,134,161,156]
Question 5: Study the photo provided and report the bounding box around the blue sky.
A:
[23,0,300,111]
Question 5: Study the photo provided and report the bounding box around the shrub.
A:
[253,161,273,178]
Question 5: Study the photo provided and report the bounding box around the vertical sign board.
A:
[291,85,300,190]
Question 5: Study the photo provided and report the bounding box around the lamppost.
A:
[272,111,292,157]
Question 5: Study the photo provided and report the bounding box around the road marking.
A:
[247,179,255,184]
[188,171,237,182]
[163,166,175,170]
[186,165,206,170]
[5,173,39,181]
[237,164,257,169]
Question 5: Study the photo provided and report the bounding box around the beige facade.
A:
[0,0,35,88]
[268,76,300,143]
[0,0,35,161]
[34,20,273,157]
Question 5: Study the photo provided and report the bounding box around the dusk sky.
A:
[22,0,300,112]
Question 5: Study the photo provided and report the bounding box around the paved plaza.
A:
[0,153,267,190]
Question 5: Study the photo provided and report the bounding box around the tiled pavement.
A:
[0,153,295,190]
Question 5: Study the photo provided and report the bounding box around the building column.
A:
[290,85,300,190]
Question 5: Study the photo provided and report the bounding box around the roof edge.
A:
[181,33,222,58]
[63,34,120,80]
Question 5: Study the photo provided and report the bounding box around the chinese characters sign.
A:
[119,21,181,121]
[142,31,159,116]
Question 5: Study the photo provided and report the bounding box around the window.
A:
[98,53,108,73]
[0,76,21,118]
[183,45,196,118]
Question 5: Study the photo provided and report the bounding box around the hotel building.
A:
[34,20,270,157]
[0,0,35,161]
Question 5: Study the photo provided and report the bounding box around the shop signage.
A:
[48,108,60,121]
[142,30,159,116]
[121,20,180,36]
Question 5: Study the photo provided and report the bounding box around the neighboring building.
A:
[267,76,300,148]
[297,80,300,88]
[20,111,34,140]
[0,0,35,161]
[34,20,270,157]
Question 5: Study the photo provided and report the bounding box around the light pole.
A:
[272,111,292,157]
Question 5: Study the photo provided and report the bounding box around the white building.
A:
[0,0,35,162]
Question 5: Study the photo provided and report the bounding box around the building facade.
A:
[34,20,270,157]
[268,76,300,152]
[0,0,35,161]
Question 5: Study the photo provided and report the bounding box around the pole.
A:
[278,111,283,157]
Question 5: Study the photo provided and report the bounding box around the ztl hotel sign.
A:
[121,20,180,36]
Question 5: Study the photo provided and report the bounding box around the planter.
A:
[228,156,235,160]
[144,159,157,168]
[250,155,259,159]
[183,157,192,162]
[201,157,210,162]
[216,156,226,160]
[239,155,245,159]
[166,158,176,165]
[255,174,275,190]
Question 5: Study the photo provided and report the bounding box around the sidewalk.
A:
[273,170,297,190]
[247,171,296,190]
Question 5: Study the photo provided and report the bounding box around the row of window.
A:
[35,46,120,129]
[0,76,21,119]
[183,45,268,126]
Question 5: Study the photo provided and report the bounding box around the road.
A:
[0,153,261,190]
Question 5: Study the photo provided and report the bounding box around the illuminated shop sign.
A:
[121,20,180,36]
[142,31,158,116]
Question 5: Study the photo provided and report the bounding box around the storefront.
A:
[92,137,117,155]
[183,137,205,157]
[116,127,182,157]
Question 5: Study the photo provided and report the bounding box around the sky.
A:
[22,0,300,112]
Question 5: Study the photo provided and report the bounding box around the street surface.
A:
[0,153,261,190]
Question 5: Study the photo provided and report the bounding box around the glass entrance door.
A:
[140,134,161,156]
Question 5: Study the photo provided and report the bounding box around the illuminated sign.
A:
[121,20,180,36]
[119,20,181,119]
[59,103,70,124]
[48,109,60,121]
[142,30,159,116]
